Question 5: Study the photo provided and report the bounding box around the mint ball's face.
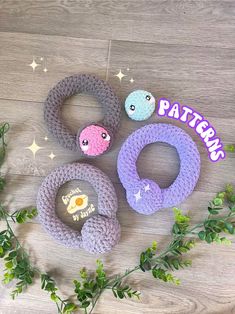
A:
[125,90,156,121]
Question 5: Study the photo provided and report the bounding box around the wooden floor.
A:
[0,1,235,313]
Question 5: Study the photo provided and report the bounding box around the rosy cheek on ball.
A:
[79,125,111,156]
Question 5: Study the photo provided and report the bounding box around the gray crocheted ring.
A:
[44,74,121,157]
[37,163,121,254]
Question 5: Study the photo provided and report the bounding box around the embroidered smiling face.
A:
[79,125,111,156]
[125,90,156,121]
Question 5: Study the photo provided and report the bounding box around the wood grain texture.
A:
[1,1,235,48]
[0,1,235,314]
[0,32,109,102]
[107,40,235,118]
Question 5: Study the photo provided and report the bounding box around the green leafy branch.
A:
[0,205,38,299]
[0,122,235,314]
[0,123,78,313]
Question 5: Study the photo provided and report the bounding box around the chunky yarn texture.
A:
[44,74,121,157]
[37,163,121,253]
[117,123,200,215]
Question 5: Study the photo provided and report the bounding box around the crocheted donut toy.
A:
[37,163,121,253]
[117,123,200,215]
[44,74,121,157]
[125,90,156,121]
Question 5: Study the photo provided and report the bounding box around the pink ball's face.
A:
[79,125,111,156]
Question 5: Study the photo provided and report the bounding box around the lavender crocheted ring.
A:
[44,74,121,157]
[117,123,200,215]
[37,163,121,253]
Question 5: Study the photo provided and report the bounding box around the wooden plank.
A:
[0,1,235,48]
[108,40,235,118]
[0,32,109,102]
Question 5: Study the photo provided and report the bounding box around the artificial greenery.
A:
[224,144,235,152]
[0,122,235,314]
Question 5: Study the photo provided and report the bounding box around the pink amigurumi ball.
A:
[79,125,111,156]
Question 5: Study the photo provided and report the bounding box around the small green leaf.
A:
[117,290,124,299]
[172,259,179,270]
[63,303,77,313]
[151,241,157,251]
[230,195,235,203]
[225,222,234,234]
[80,268,87,280]
[81,301,90,308]
[172,223,180,234]
[50,292,58,302]
[5,261,13,269]
[224,144,235,152]
[208,209,219,215]
[217,192,226,199]
[213,198,223,206]
[205,233,212,243]
[220,237,232,245]
[198,231,206,240]
[226,184,233,194]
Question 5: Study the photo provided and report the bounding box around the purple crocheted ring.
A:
[117,123,200,215]
[37,163,121,253]
[44,74,121,157]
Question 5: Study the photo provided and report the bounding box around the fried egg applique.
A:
[66,194,89,214]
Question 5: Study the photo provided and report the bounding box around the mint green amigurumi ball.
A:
[125,90,156,121]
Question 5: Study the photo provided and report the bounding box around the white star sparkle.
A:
[114,70,126,82]
[130,78,135,83]
[48,152,56,160]
[134,190,142,202]
[43,68,48,73]
[144,184,150,192]
[44,136,48,141]
[28,58,39,72]
[26,139,43,158]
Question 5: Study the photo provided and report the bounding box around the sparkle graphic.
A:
[48,152,56,160]
[26,138,43,158]
[43,68,48,73]
[134,190,142,202]
[144,184,150,192]
[28,58,39,72]
[126,67,130,71]
[114,70,126,82]
[44,136,48,141]
[40,57,44,61]
[130,78,135,83]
